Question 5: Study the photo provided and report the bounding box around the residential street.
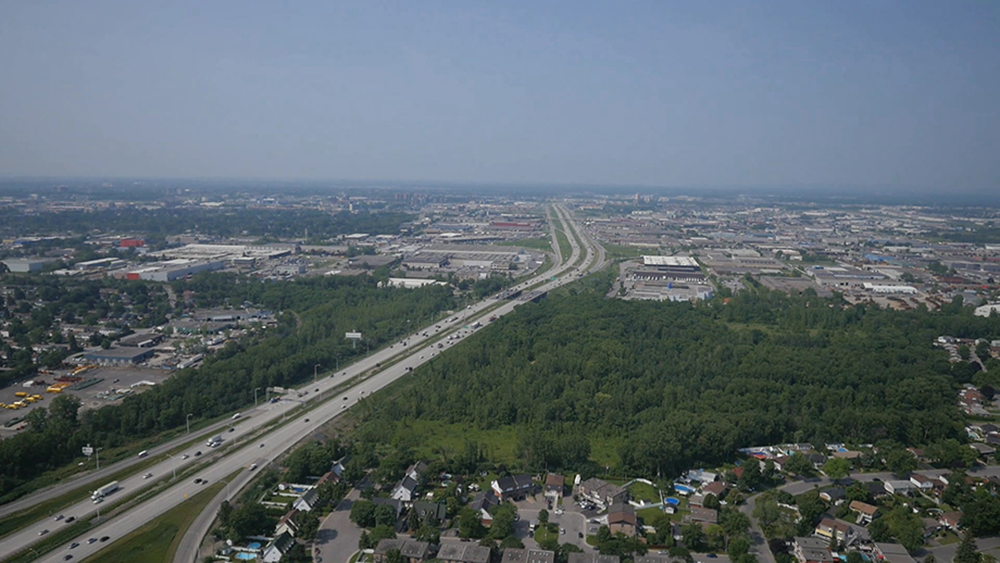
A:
[315,488,363,563]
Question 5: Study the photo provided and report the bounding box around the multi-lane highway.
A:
[2,204,601,563]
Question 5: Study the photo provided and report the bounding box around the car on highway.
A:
[194,478,202,484]
[39,529,49,536]
[228,427,235,432]
[143,472,153,479]
[100,536,110,542]
[54,514,64,521]
[194,451,202,457]
[65,516,76,524]
[87,538,97,544]
[69,542,79,549]
[343,396,347,400]
[182,454,189,460]
[249,463,258,471]
[341,404,346,409]
[304,418,310,423]
[63,555,73,561]
[259,443,265,448]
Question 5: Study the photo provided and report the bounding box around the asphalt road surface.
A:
[17,205,600,563]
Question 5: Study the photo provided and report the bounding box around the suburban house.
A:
[275,510,299,537]
[392,475,419,503]
[470,491,500,525]
[577,478,630,508]
[412,501,448,526]
[406,461,429,482]
[873,543,916,563]
[492,474,536,501]
[437,543,491,563]
[971,443,996,457]
[568,553,621,563]
[703,481,727,498]
[815,518,855,545]
[502,549,556,563]
[262,532,296,563]
[607,503,638,537]
[636,557,691,563]
[848,501,879,525]
[883,480,912,495]
[793,537,834,563]
[373,539,433,563]
[909,474,935,491]
[938,512,963,532]
[292,488,320,512]
[545,474,566,496]
[819,487,845,504]
[688,507,718,525]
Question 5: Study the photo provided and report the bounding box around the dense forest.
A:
[355,274,1000,478]
[0,207,413,240]
[0,274,457,499]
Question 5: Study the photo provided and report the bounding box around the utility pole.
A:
[314,363,321,382]
[96,447,103,470]
[254,387,261,406]
[186,413,193,435]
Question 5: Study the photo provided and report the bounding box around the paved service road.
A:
[22,205,602,563]
[314,489,364,563]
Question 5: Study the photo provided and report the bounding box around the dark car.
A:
[87,538,97,544]
[63,555,73,561]
[65,516,76,524]
[70,542,79,549]
[228,427,235,432]
[194,451,202,457]
[100,536,110,542]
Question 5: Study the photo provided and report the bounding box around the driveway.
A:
[315,488,363,563]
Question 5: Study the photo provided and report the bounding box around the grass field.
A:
[602,244,646,260]
[627,481,659,503]
[403,420,521,465]
[80,473,234,563]
[499,237,554,253]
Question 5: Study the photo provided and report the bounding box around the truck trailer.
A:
[91,480,119,501]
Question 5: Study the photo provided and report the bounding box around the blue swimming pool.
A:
[236,553,258,561]
[247,542,262,550]
[665,497,680,505]
[673,484,695,494]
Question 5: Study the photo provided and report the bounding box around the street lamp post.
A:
[314,363,321,382]
[166,454,177,479]
[254,388,261,406]
[95,447,103,470]
[186,413,193,435]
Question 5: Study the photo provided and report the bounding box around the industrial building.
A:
[119,260,224,282]
[83,347,156,366]
[2,258,53,273]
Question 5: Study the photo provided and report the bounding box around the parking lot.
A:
[0,365,171,432]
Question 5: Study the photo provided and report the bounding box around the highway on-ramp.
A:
[6,204,601,563]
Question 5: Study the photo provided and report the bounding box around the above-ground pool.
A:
[665,497,680,506]
[673,484,695,495]
[236,553,258,561]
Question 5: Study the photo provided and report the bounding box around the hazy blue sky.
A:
[1,1,998,190]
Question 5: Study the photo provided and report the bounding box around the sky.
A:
[1,1,998,191]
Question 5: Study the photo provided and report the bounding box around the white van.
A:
[137,450,148,458]
[232,413,241,420]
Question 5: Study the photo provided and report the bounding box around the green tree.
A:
[784,453,813,476]
[954,531,981,563]
[885,449,917,477]
[459,508,487,539]
[822,457,851,481]
[539,508,549,524]
[683,523,707,552]
[350,500,377,528]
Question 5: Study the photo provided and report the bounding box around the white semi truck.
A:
[91,480,119,502]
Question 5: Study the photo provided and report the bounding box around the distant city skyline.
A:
[2,1,999,190]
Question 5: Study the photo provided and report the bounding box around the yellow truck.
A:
[14,391,28,398]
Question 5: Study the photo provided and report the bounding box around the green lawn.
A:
[534,524,559,545]
[81,473,234,563]
[402,420,521,466]
[637,506,665,523]
[602,244,647,260]
[627,481,659,503]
